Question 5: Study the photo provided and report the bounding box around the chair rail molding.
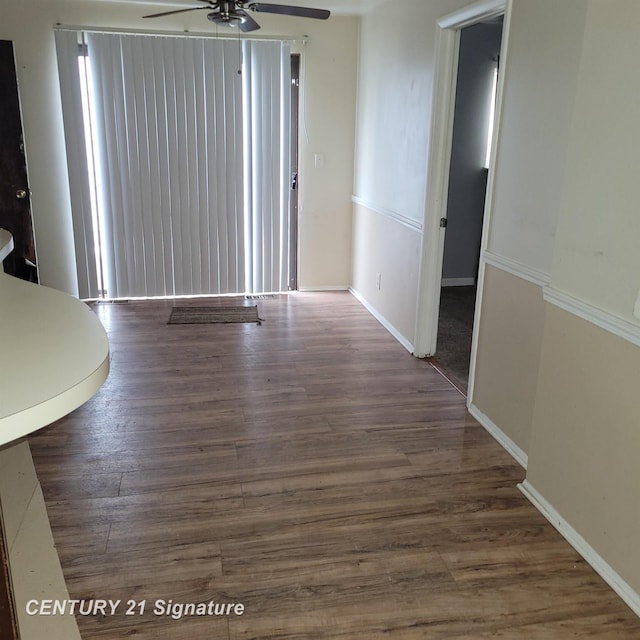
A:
[482,250,550,288]
[352,196,423,232]
[544,286,640,348]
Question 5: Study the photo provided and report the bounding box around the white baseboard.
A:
[468,403,528,469]
[349,288,414,354]
[297,285,350,292]
[441,277,475,287]
[519,479,640,618]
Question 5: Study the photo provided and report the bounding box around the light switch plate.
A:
[634,287,640,320]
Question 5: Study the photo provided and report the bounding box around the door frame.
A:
[289,53,301,291]
[413,0,511,400]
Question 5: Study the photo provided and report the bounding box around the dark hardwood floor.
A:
[28,292,640,639]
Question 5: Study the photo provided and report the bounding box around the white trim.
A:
[413,25,460,357]
[460,1,511,404]
[544,286,640,348]
[352,195,423,232]
[438,0,507,29]
[468,403,528,469]
[442,277,475,287]
[414,0,510,361]
[298,285,350,292]
[349,288,414,354]
[519,479,640,618]
[482,251,550,288]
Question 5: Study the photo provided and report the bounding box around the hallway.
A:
[28,292,640,639]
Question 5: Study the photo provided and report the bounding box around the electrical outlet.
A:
[314,153,324,169]
[634,287,640,320]
[375,273,381,290]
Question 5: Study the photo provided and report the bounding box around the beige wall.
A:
[472,266,545,456]
[521,0,640,596]
[527,305,640,592]
[0,0,358,293]
[476,0,640,599]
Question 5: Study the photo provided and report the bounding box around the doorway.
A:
[432,19,503,391]
[0,40,38,282]
[414,0,508,397]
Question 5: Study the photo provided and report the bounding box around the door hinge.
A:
[440,218,448,228]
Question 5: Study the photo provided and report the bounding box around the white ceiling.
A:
[117,0,385,16]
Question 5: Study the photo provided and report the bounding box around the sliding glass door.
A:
[56,29,291,299]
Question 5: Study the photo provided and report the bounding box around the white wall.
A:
[351,0,470,346]
[295,17,358,290]
[0,0,358,294]
[486,0,587,275]
[548,0,640,323]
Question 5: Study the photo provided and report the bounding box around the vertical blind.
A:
[243,40,291,294]
[55,29,291,299]
[55,31,100,298]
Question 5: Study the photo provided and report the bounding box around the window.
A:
[484,64,499,169]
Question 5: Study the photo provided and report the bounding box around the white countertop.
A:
[0,231,109,447]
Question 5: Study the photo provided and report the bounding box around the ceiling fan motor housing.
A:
[143,1,330,31]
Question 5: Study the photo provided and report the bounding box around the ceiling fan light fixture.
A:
[207,12,245,27]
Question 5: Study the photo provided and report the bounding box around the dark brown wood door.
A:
[0,39,37,282]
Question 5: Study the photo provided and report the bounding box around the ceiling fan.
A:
[143,1,331,32]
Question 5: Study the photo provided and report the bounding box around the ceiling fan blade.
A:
[248,3,330,20]
[143,6,209,19]
[238,12,261,32]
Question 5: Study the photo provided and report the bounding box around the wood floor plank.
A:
[27,292,640,639]
[60,541,223,588]
[447,614,640,639]
[228,574,626,639]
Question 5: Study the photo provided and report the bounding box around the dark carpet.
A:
[430,286,476,391]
